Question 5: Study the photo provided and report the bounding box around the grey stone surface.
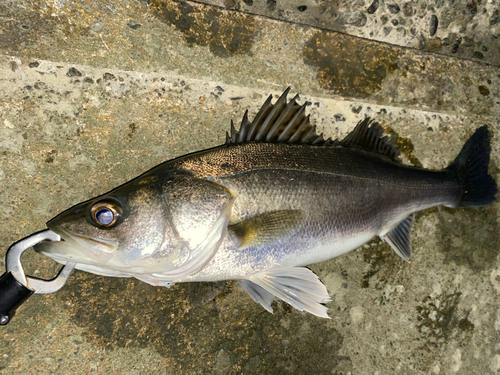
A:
[199,0,500,66]
[0,0,499,373]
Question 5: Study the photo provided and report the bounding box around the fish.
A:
[35,88,497,318]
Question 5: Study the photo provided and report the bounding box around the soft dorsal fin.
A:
[226,87,334,145]
[340,118,400,161]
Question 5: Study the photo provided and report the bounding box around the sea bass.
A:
[36,89,497,318]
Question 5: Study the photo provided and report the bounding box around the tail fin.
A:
[447,126,497,207]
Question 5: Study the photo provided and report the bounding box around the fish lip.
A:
[47,225,117,249]
[63,230,117,249]
[41,225,118,266]
[44,225,68,243]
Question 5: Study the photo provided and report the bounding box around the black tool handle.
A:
[0,272,34,325]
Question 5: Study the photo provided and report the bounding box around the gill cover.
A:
[143,175,235,282]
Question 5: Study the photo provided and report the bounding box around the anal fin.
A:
[380,215,414,262]
[244,267,331,318]
[135,275,175,288]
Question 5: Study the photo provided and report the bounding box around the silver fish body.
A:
[169,142,459,280]
[36,89,497,318]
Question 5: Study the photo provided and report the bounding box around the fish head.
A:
[35,174,179,272]
[35,172,234,279]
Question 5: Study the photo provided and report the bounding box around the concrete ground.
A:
[0,0,499,373]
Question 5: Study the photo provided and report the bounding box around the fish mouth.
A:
[35,226,118,265]
[61,230,117,250]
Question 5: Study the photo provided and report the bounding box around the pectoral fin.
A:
[243,267,331,318]
[228,210,304,248]
[380,215,414,262]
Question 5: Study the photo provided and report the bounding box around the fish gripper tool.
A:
[0,230,75,325]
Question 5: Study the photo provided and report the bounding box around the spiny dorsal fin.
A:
[226,87,334,145]
[226,89,401,161]
[340,118,400,161]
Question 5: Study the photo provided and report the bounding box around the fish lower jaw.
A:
[38,250,88,266]
[39,250,134,278]
[35,240,116,267]
[74,263,132,278]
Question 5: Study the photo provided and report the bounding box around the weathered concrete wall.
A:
[0,0,498,373]
[200,0,500,67]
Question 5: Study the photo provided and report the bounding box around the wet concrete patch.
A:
[58,272,348,372]
[303,32,399,98]
[359,236,417,291]
[0,6,62,53]
[151,0,255,58]
[436,205,499,272]
[415,291,474,365]
[360,240,400,289]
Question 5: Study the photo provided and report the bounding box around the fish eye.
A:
[90,201,122,228]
